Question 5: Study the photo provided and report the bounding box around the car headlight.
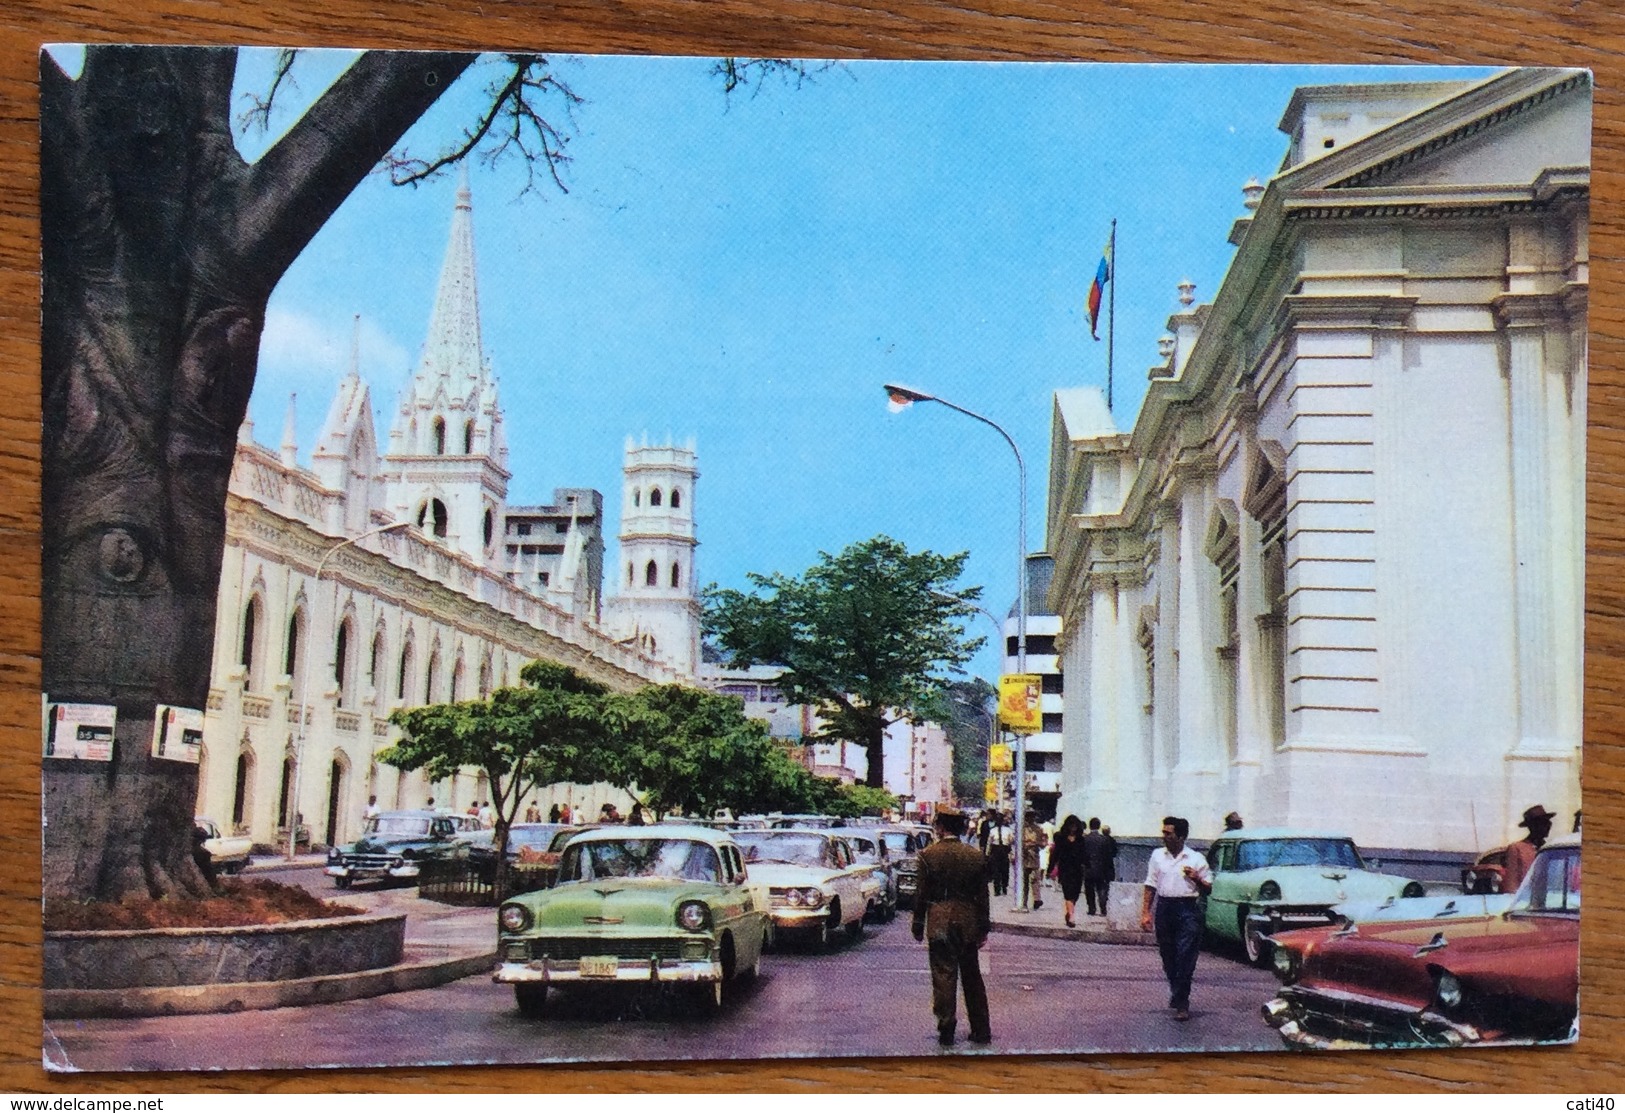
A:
[1402,881,1426,899]
[1257,880,1281,901]
[499,904,530,933]
[677,901,710,931]
[801,887,824,908]
[1272,945,1299,984]
[1434,971,1463,1010]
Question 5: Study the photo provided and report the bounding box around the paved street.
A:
[44,869,1282,1071]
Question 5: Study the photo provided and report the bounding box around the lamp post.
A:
[886,383,1031,911]
[286,520,414,861]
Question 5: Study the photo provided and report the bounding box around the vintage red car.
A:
[1262,834,1579,1049]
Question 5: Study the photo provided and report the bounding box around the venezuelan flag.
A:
[1086,239,1112,340]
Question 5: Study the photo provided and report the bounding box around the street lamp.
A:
[885,382,1032,912]
[286,519,414,860]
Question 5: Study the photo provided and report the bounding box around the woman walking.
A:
[1048,814,1088,927]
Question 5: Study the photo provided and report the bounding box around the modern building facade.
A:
[1048,70,1587,852]
[1001,554,1063,820]
[197,177,694,850]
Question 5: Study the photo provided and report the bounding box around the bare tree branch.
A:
[382,54,583,195]
[235,48,298,135]
[712,57,836,103]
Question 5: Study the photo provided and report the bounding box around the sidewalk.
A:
[988,879,1155,945]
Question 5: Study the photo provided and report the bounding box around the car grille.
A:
[527,938,688,961]
[345,854,399,870]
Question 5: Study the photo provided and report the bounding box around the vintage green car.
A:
[493,825,770,1017]
[1204,827,1425,965]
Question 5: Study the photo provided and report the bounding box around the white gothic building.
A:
[1048,70,1587,853]
[197,177,699,849]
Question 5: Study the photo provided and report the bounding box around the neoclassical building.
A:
[1048,70,1587,852]
[197,176,701,849]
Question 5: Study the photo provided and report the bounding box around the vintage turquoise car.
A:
[1203,827,1425,965]
[493,825,770,1017]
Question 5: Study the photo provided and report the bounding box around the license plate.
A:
[579,955,618,977]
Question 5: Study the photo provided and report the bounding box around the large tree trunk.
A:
[40,46,473,902]
[864,720,886,789]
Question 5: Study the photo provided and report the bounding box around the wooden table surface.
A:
[1,0,1620,1094]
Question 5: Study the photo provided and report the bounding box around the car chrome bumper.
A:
[493,958,722,986]
[1263,993,1482,1049]
[324,863,419,880]
[768,908,831,929]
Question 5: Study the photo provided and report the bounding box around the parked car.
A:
[1462,845,1509,894]
[465,823,570,885]
[731,828,869,948]
[324,809,475,888]
[492,825,770,1017]
[194,817,251,875]
[1203,827,1425,965]
[1263,834,1580,1049]
[876,825,929,911]
[843,829,898,921]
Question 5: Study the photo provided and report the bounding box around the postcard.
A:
[39,47,1586,1071]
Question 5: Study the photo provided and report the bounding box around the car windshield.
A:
[1234,838,1362,871]
[1511,846,1580,913]
[881,833,913,853]
[734,832,834,868]
[507,825,564,851]
[849,838,880,862]
[558,839,722,883]
[365,815,431,838]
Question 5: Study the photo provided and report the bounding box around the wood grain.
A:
[2,0,1621,1093]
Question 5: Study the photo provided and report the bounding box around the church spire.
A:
[415,165,486,391]
[280,393,298,467]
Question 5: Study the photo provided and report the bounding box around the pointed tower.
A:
[313,318,380,535]
[382,170,510,564]
[603,437,701,677]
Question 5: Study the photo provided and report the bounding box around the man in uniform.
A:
[911,806,993,1046]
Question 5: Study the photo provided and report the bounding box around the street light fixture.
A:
[885,382,1032,912]
[286,519,414,861]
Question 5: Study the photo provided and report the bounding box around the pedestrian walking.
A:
[628,802,647,826]
[1021,813,1048,909]
[1081,817,1114,917]
[1223,811,1244,832]
[910,807,992,1046]
[1048,814,1088,927]
[1140,816,1213,1021]
[478,800,496,829]
[548,802,561,823]
[363,794,380,822]
[524,800,542,823]
[984,812,1012,897]
[1503,803,1556,893]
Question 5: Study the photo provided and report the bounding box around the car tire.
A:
[1240,905,1270,967]
[845,911,864,942]
[514,984,549,1018]
[688,980,723,1016]
[333,875,352,890]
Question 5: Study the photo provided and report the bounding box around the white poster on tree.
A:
[150,704,204,763]
[44,702,116,761]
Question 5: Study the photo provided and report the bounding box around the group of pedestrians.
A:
[1045,815,1119,926]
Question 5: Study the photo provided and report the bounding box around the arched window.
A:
[671,562,681,589]
[284,609,305,697]
[645,560,658,586]
[670,489,681,509]
[397,641,414,703]
[425,650,441,705]
[483,508,494,548]
[370,631,386,710]
[232,749,255,828]
[650,487,663,507]
[432,417,446,455]
[478,659,492,699]
[633,489,641,507]
[628,562,635,586]
[334,619,352,708]
[278,754,295,828]
[463,420,475,454]
[450,659,465,702]
[417,499,448,539]
[240,597,261,690]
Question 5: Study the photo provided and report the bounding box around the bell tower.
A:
[603,437,700,677]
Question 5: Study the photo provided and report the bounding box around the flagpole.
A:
[1106,218,1116,412]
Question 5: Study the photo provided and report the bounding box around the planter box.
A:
[45,912,406,990]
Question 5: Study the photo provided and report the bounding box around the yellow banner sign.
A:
[988,743,1012,773]
[984,777,999,803]
[999,674,1043,734]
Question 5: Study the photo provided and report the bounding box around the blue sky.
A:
[223,50,1495,681]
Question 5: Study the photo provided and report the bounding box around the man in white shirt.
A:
[1139,815,1213,1020]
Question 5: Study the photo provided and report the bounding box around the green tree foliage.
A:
[381,661,615,895]
[610,685,840,819]
[704,536,984,788]
[828,783,900,818]
[917,678,997,803]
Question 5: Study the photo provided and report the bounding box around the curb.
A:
[44,949,497,1019]
[991,921,1156,946]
